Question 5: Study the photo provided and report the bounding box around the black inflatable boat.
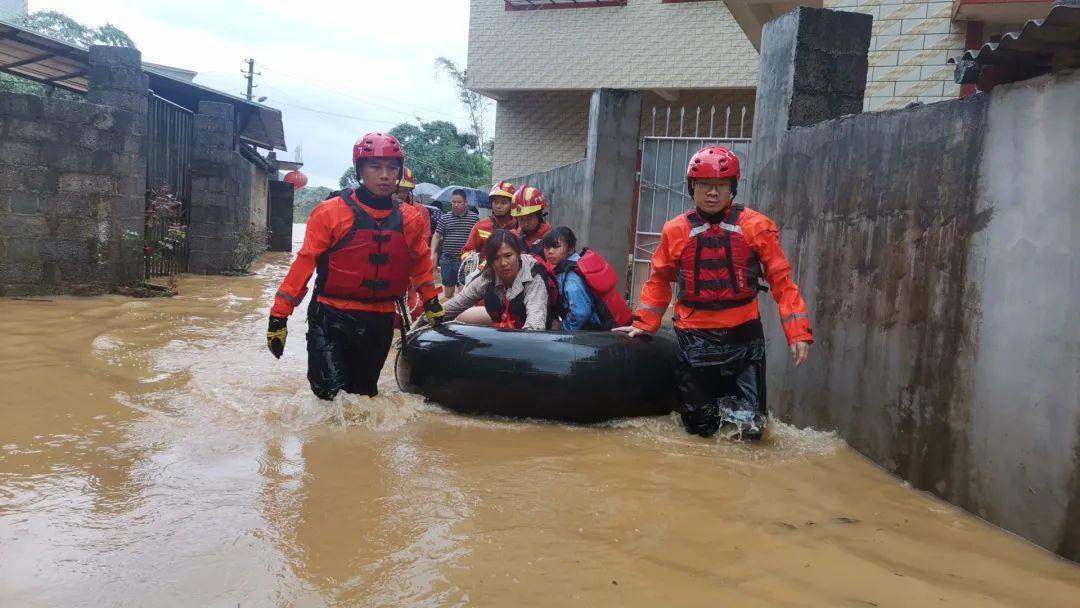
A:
[395,323,679,424]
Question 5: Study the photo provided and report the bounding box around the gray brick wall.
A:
[187,101,268,274]
[468,0,758,92]
[0,47,146,296]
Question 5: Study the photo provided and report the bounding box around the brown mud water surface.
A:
[1,242,1079,606]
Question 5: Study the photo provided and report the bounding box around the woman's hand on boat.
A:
[612,325,650,338]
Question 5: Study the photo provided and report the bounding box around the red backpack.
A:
[570,249,633,329]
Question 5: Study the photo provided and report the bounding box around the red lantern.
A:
[283,170,308,189]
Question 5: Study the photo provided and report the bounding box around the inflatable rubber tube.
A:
[396,323,679,423]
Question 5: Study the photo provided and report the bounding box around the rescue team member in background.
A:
[392,167,435,242]
[418,229,551,330]
[393,167,431,320]
[266,133,445,400]
[461,180,518,255]
[511,186,552,256]
[614,146,812,440]
[430,189,479,299]
[541,227,633,331]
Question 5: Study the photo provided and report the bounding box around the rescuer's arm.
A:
[615,224,680,335]
[747,216,813,365]
[403,205,439,303]
[267,204,337,358]
[461,222,483,255]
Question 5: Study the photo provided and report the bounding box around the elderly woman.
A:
[424,229,552,330]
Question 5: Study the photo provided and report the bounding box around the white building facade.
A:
[467,0,760,179]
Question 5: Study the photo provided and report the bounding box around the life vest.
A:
[518,222,551,256]
[476,215,517,242]
[315,190,411,303]
[482,261,557,329]
[563,249,633,329]
[678,205,763,310]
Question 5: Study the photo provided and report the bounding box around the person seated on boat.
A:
[542,227,634,331]
[418,229,553,330]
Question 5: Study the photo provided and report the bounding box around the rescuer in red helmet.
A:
[266,133,444,400]
[393,166,435,242]
[462,180,518,255]
[614,146,813,439]
[510,186,552,256]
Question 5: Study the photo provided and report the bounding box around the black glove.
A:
[423,298,445,327]
[267,316,287,358]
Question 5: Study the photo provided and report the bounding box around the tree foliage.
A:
[20,11,136,48]
[434,57,492,158]
[339,167,358,190]
[293,186,335,222]
[338,120,491,189]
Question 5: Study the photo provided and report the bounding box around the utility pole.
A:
[242,58,261,101]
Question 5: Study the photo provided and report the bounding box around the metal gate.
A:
[144,93,193,277]
[629,104,752,306]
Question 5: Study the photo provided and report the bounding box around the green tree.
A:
[339,167,358,190]
[435,57,492,158]
[21,10,136,48]
[339,121,491,189]
[293,186,335,222]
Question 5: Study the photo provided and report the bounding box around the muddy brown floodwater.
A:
[2,242,1079,607]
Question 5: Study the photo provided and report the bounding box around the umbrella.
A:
[429,185,491,209]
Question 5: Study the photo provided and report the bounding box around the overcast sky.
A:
[31,0,481,188]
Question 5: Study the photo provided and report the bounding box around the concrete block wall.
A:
[507,89,642,292]
[187,101,253,274]
[247,162,269,231]
[824,0,966,110]
[750,7,1080,560]
[507,159,589,239]
[468,0,758,91]
[0,46,147,296]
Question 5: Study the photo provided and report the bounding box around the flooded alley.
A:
[1,245,1079,607]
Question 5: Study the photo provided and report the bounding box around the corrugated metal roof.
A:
[0,21,287,151]
[954,2,1080,83]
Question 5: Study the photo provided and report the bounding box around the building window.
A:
[504,0,628,11]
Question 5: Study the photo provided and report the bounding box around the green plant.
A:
[143,186,186,263]
[231,227,269,272]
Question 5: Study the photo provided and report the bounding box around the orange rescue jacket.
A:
[462,214,518,255]
[633,204,813,345]
[271,190,438,318]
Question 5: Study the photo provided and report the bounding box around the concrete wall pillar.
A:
[267,181,294,252]
[749,7,872,206]
[188,101,242,274]
[87,45,148,288]
[581,88,641,292]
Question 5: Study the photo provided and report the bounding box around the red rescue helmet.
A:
[489,180,515,200]
[353,132,404,164]
[398,167,416,189]
[510,186,548,217]
[686,146,740,196]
